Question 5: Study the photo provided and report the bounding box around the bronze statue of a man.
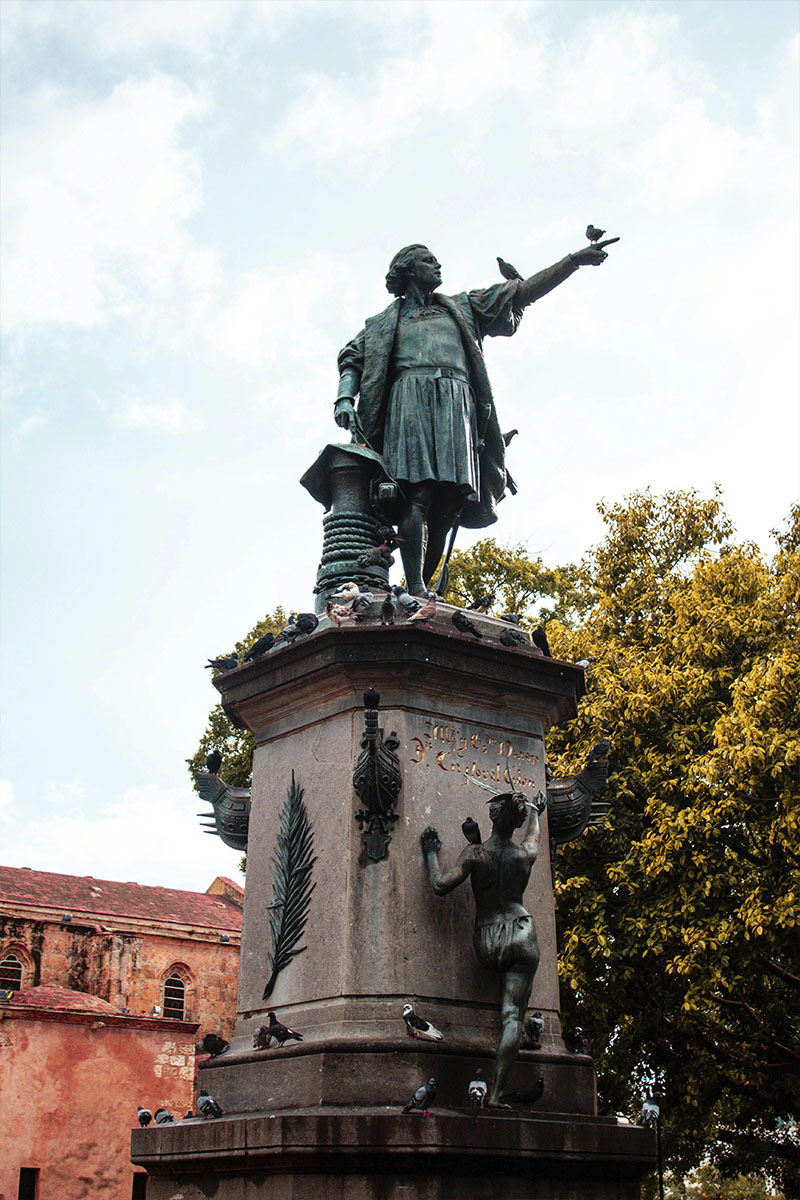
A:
[335,242,610,594]
[421,791,547,1108]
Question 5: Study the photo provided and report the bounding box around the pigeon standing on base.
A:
[199,1033,230,1057]
[197,1089,223,1119]
[205,654,239,672]
[406,592,437,629]
[137,1106,152,1127]
[267,1011,303,1047]
[502,1077,545,1110]
[154,1108,174,1125]
[526,1011,545,1048]
[243,631,277,661]
[402,1077,437,1114]
[452,610,483,639]
[530,626,551,656]
[402,1003,444,1042]
[392,585,422,614]
[500,626,528,649]
[381,592,396,625]
[468,1069,488,1108]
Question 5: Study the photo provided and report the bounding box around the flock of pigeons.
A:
[206,580,567,675]
[137,1007,661,1125]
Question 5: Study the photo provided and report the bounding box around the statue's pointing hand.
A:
[570,237,620,267]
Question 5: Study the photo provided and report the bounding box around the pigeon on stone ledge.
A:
[267,1011,303,1047]
[500,626,528,649]
[402,1077,437,1114]
[381,592,396,625]
[243,631,277,661]
[525,1011,544,1048]
[137,1106,152,1127]
[452,610,483,639]
[199,1033,229,1057]
[502,1077,545,1110]
[197,1089,223,1119]
[205,654,239,672]
[468,1069,488,1108]
[154,1108,174,1124]
[403,1003,444,1042]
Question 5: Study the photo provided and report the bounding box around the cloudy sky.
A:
[1,0,797,892]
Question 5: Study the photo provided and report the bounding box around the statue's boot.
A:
[398,502,429,596]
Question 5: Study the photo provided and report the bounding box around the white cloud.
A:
[1,73,218,334]
[116,395,199,433]
[272,1,545,162]
[0,783,243,890]
[209,254,335,366]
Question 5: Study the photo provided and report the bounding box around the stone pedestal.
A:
[132,610,655,1196]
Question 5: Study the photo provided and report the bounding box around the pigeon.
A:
[267,1011,303,1047]
[357,544,393,568]
[497,256,523,281]
[330,581,361,605]
[499,626,528,649]
[205,654,239,672]
[243,631,277,661]
[502,1077,545,1110]
[137,1106,152,1127]
[406,591,437,628]
[402,1003,444,1042]
[526,1011,545,1048]
[381,592,396,625]
[639,1091,664,1128]
[206,750,222,775]
[351,590,374,619]
[466,593,494,613]
[563,1027,592,1056]
[502,429,519,447]
[392,585,422,614]
[253,1025,271,1050]
[154,1108,174,1124]
[402,1077,437,1114]
[586,225,606,243]
[376,526,405,549]
[326,600,354,627]
[500,613,523,624]
[574,657,595,671]
[197,1089,223,1119]
[452,610,483,639]
[199,1033,229,1057]
[461,817,482,845]
[468,1069,488,1108]
[293,612,320,637]
[530,626,551,657]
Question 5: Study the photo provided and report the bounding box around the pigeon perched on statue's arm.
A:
[497,256,523,281]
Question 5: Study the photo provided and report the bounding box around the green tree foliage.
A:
[544,492,799,1191]
[659,1161,786,1199]
[187,606,289,789]
[443,537,592,625]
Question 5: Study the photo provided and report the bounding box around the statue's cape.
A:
[356,293,507,529]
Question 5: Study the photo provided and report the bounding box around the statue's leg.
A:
[422,488,460,587]
[398,484,432,596]
[488,963,535,1108]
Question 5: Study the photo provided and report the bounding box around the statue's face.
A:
[409,249,442,293]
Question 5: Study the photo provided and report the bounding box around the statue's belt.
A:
[392,366,470,384]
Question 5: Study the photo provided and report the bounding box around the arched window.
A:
[0,952,23,991]
[163,972,186,1020]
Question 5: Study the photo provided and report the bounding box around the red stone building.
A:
[0,865,243,1200]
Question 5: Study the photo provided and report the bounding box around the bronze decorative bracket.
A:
[353,687,402,862]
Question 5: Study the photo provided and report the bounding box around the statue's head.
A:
[386,245,442,297]
[487,791,528,832]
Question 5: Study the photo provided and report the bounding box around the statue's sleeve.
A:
[336,328,365,399]
[467,281,525,339]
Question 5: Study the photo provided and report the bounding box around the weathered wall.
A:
[0,915,240,1039]
[0,1011,197,1200]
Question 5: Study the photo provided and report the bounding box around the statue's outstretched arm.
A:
[421,827,474,896]
[516,243,612,309]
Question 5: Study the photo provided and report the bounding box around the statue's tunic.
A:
[337,281,525,529]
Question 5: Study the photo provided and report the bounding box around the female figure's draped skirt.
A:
[383,371,480,501]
